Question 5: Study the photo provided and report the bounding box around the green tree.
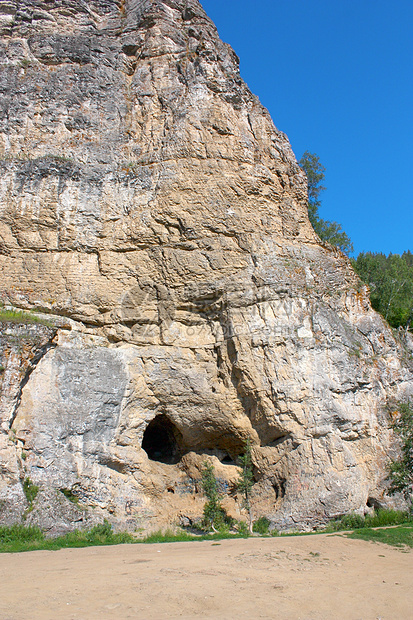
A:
[237,440,254,534]
[388,402,413,509]
[402,250,413,268]
[201,461,228,532]
[299,151,354,255]
[352,252,413,329]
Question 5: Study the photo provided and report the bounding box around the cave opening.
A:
[142,414,183,464]
[273,477,286,499]
[222,454,236,465]
[366,497,381,510]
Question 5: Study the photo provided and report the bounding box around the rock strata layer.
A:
[0,0,412,532]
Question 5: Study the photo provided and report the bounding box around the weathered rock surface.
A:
[0,0,412,533]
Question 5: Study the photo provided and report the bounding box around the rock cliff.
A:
[0,0,412,532]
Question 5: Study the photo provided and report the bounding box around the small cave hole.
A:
[267,434,290,448]
[273,478,286,499]
[122,44,138,56]
[366,497,381,510]
[222,454,235,465]
[142,414,182,464]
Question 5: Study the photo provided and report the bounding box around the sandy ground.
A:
[0,533,412,620]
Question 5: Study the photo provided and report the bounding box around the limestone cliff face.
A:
[0,0,412,532]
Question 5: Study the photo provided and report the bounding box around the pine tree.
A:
[201,461,227,532]
[299,151,353,255]
[237,440,254,534]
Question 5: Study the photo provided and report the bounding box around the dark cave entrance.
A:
[142,414,183,464]
[221,454,236,465]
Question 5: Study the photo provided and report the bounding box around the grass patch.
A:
[140,529,249,544]
[346,524,413,548]
[325,509,412,532]
[60,488,80,505]
[2,509,412,554]
[0,523,250,553]
[0,308,53,327]
[0,520,135,554]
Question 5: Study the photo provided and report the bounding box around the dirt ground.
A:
[0,533,412,620]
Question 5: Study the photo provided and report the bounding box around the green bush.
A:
[253,516,271,535]
[327,509,412,532]
[0,524,44,545]
[236,520,250,536]
[79,520,134,545]
[203,502,233,532]
[0,520,134,553]
[23,478,39,507]
[142,529,198,544]
[364,508,412,527]
[333,513,365,531]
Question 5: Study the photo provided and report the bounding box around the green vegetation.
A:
[1,153,73,164]
[141,529,206,544]
[346,524,413,548]
[201,461,232,531]
[299,150,412,330]
[0,523,249,554]
[60,488,80,505]
[22,478,39,508]
[51,155,73,163]
[352,252,413,329]
[236,440,254,533]
[388,401,413,505]
[299,151,353,255]
[140,529,248,544]
[325,508,412,532]
[0,524,44,552]
[2,509,413,553]
[0,307,53,327]
[235,520,250,536]
[0,521,134,554]
[18,59,32,68]
[252,516,271,535]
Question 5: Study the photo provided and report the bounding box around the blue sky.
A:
[200,0,413,255]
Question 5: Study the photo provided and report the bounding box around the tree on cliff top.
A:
[299,151,354,255]
[352,252,413,329]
